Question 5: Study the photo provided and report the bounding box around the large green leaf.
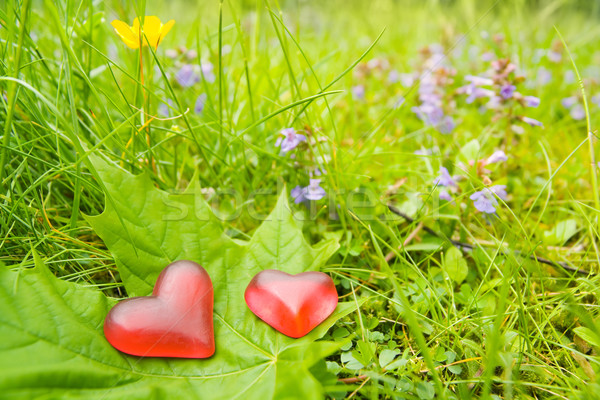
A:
[0,157,356,399]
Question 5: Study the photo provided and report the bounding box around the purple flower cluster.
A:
[433,166,458,201]
[537,67,552,86]
[521,116,543,127]
[410,45,456,134]
[485,150,508,164]
[435,149,509,208]
[475,149,509,175]
[175,64,199,87]
[291,179,326,203]
[195,93,207,114]
[201,61,216,83]
[458,57,542,128]
[168,62,213,116]
[459,75,495,104]
[351,57,394,101]
[561,96,586,121]
[175,62,216,86]
[159,95,207,117]
[352,85,366,101]
[500,84,516,100]
[275,128,306,153]
[470,185,508,214]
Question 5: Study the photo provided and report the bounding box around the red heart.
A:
[244,270,338,338]
[104,260,215,358]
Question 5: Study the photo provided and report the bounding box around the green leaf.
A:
[442,247,469,284]
[447,364,463,375]
[332,327,350,339]
[2,158,360,399]
[341,351,364,370]
[542,219,578,246]
[455,139,481,165]
[573,327,600,348]
[354,340,376,366]
[416,381,436,399]
[378,349,401,369]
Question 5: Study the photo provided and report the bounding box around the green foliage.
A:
[442,247,469,284]
[1,0,600,398]
[543,219,578,246]
[0,159,359,399]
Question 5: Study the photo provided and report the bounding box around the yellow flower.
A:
[111,16,174,50]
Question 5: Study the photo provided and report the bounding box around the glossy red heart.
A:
[104,260,215,358]
[244,269,338,338]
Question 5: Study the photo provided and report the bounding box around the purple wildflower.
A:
[490,185,508,200]
[412,104,441,124]
[461,83,494,104]
[523,95,540,108]
[465,75,494,86]
[537,67,552,85]
[470,185,507,214]
[439,189,452,201]
[419,91,441,106]
[291,180,326,203]
[522,116,544,127]
[485,96,502,110]
[388,70,400,84]
[561,96,578,109]
[481,52,495,62]
[485,150,508,164]
[500,84,516,100]
[194,93,207,114]
[458,75,494,104]
[570,104,586,120]
[592,94,600,107]
[291,185,306,204]
[471,191,497,214]
[548,50,562,63]
[434,167,457,187]
[412,50,457,133]
[201,61,216,83]
[352,85,366,100]
[275,128,306,153]
[564,70,575,84]
[175,64,199,87]
[304,179,326,200]
[437,116,455,134]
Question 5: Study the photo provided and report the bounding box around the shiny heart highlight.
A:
[244,269,338,338]
[104,260,215,358]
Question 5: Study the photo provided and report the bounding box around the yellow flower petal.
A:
[132,17,142,33]
[111,16,173,50]
[142,16,162,48]
[111,20,140,48]
[157,20,175,47]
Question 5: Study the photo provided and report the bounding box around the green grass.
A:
[1,0,600,398]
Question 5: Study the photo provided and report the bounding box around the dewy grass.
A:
[1,0,600,398]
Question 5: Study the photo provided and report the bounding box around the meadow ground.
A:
[1,0,600,399]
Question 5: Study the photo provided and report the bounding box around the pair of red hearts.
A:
[104,260,338,358]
